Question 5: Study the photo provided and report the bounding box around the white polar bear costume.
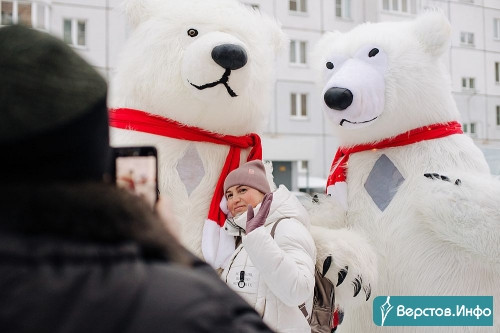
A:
[109,0,284,269]
[310,11,500,332]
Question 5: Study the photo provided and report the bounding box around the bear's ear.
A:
[271,25,288,55]
[262,17,287,55]
[121,0,161,29]
[412,9,451,57]
[311,31,342,67]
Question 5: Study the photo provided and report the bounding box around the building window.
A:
[17,1,30,26]
[336,0,351,19]
[470,123,476,134]
[496,62,500,84]
[297,160,308,174]
[0,1,13,25]
[460,32,475,46]
[291,93,308,119]
[290,40,307,64]
[461,77,475,90]
[382,0,416,14]
[0,1,48,29]
[494,19,500,40]
[497,106,500,126]
[289,0,307,13]
[462,123,476,134]
[63,18,86,47]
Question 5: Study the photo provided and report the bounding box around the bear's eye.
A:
[326,62,334,69]
[187,28,198,37]
[368,48,379,57]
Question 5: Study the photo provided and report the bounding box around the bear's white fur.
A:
[109,0,284,268]
[312,11,500,332]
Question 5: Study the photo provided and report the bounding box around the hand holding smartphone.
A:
[112,146,158,209]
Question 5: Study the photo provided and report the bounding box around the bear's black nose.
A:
[324,87,353,111]
[211,44,247,70]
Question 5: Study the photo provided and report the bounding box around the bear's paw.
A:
[310,226,377,310]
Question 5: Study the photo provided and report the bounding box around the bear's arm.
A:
[415,172,500,263]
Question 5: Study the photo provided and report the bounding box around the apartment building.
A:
[0,0,128,80]
[2,0,499,185]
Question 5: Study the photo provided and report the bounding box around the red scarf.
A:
[327,121,463,189]
[109,108,262,227]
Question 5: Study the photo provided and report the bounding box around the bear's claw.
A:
[322,256,372,301]
[322,257,348,287]
[322,256,332,277]
[424,173,461,185]
[353,276,362,297]
[363,284,372,301]
[337,266,348,287]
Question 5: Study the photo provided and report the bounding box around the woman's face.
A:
[225,185,265,217]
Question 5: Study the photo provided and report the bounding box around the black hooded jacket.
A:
[0,183,273,333]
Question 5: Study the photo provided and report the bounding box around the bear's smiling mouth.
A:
[340,116,378,126]
[188,68,237,97]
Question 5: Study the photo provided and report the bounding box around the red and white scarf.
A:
[326,121,463,207]
[109,108,262,268]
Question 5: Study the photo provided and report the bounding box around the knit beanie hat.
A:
[0,25,110,183]
[224,160,271,194]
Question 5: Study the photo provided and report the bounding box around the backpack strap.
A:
[269,218,309,319]
[270,218,284,238]
[298,303,308,318]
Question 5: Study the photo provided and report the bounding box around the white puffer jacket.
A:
[221,185,316,333]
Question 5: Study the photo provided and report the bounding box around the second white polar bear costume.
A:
[310,10,500,332]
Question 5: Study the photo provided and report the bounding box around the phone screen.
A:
[114,149,157,208]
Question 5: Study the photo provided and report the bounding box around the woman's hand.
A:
[246,193,273,234]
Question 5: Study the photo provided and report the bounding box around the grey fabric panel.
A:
[364,154,405,211]
[176,144,205,196]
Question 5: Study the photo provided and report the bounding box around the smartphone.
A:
[112,146,158,209]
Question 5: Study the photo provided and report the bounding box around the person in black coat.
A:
[0,25,273,333]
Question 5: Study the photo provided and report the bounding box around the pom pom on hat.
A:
[224,160,271,195]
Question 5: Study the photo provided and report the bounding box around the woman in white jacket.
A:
[221,160,316,333]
